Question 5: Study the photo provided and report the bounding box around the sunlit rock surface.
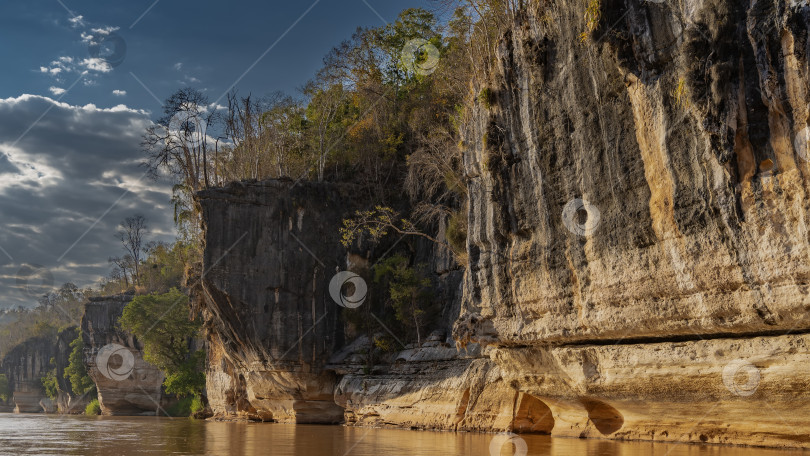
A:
[454,0,810,448]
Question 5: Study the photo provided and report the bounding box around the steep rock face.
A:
[82,293,169,415]
[0,328,83,414]
[1,336,55,413]
[197,181,492,428]
[198,181,354,423]
[455,0,810,448]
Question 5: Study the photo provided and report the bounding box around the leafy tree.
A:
[373,254,436,346]
[64,333,95,396]
[119,289,204,398]
[40,358,60,400]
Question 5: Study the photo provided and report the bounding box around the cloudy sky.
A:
[0,0,432,309]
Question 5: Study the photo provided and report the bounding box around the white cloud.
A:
[48,87,66,96]
[0,95,174,309]
[90,26,119,35]
[173,62,183,71]
[80,58,112,73]
[112,90,127,97]
[68,15,85,28]
[39,20,120,79]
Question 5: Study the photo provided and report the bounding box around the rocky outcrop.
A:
[0,327,83,413]
[454,0,810,448]
[197,0,810,449]
[197,181,356,423]
[81,293,170,415]
[1,336,53,413]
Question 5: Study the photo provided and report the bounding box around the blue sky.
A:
[0,0,436,309]
[0,0,433,107]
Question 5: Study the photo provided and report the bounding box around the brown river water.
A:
[0,414,806,455]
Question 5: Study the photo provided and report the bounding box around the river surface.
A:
[0,414,806,456]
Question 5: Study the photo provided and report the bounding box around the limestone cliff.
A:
[197,0,810,449]
[454,0,810,448]
[0,327,84,413]
[81,293,172,415]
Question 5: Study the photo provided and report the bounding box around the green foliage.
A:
[0,374,10,402]
[85,399,101,415]
[190,395,204,414]
[373,254,436,346]
[64,333,95,396]
[163,393,204,417]
[119,289,204,398]
[162,350,206,398]
[40,359,60,400]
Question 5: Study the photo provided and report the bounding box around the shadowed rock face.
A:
[1,336,56,413]
[0,327,87,414]
[453,0,810,448]
[82,293,168,416]
[197,181,355,423]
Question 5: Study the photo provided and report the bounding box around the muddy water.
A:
[0,414,805,455]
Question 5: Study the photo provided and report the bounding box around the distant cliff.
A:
[196,0,810,450]
[0,327,84,413]
[81,293,174,415]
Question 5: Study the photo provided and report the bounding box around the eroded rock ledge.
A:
[197,0,810,449]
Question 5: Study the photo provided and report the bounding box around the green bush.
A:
[165,396,193,417]
[85,399,101,415]
[190,395,204,414]
[64,333,95,396]
[40,366,59,400]
[373,255,437,346]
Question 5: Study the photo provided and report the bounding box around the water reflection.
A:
[0,414,804,456]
